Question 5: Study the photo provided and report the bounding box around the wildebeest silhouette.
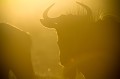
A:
[0,23,34,79]
[40,2,120,79]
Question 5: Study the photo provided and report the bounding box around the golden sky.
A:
[0,0,111,30]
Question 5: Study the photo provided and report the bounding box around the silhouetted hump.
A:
[0,23,30,37]
[0,23,31,45]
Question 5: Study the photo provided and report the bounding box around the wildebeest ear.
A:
[97,15,120,33]
[102,15,119,22]
[40,19,45,26]
[40,19,57,28]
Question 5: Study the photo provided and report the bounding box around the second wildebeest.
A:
[40,2,120,79]
[0,23,35,79]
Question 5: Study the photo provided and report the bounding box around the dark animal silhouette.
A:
[40,2,120,79]
[0,23,34,79]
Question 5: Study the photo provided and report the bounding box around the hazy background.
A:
[0,0,120,77]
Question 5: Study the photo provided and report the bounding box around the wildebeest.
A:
[0,23,34,79]
[40,2,120,79]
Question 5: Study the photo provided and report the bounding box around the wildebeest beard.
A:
[40,2,120,79]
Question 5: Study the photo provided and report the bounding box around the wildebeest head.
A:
[40,2,95,65]
[40,2,93,29]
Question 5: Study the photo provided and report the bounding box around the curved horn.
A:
[76,2,92,17]
[43,3,55,19]
[41,3,59,28]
